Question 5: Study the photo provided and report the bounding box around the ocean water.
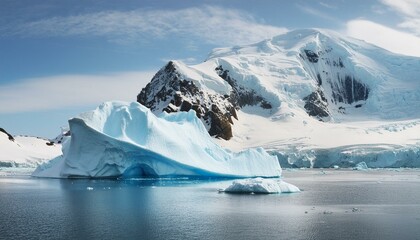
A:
[1,169,420,240]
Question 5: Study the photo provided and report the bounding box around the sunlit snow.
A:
[33,101,281,178]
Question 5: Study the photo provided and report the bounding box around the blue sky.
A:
[1,0,420,138]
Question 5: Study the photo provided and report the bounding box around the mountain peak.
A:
[138,28,420,141]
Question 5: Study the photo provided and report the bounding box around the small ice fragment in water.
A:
[222,177,300,194]
[86,187,93,190]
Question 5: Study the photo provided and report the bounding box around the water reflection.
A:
[1,170,420,240]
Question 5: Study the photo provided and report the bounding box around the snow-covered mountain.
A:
[0,128,62,168]
[137,29,420,168]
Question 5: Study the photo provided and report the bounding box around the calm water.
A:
[1,169,420,240]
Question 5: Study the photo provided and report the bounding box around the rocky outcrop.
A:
[301,48,370,119]
[329,75,369,104]
[0,128,14,141]
[137,62,234,139]
[304,89,330,119]
[215,66,272,110]
[137,62,273,140]
[303,49,319,63]
[48,129,71,145]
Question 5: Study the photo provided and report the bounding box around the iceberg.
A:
[222,177,300,194]
[32,101,282,178]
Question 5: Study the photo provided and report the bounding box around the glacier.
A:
[32,101,282,178]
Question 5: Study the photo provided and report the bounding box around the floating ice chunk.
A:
[33,102,281,178]
[222,177,300,194]
[353,162,369,171]
[86,187,93,191]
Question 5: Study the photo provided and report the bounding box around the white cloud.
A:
[3,6,287,46]
[380,0,420,35]
[0,71,155,113]
[346,19,420,57]
[380,0,420,17]
[319,2,336,9]
[296,4,338,22]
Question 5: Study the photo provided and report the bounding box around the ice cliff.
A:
[32,101,281,178]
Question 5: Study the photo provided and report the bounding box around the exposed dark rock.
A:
[301,47,370,118]
[138,62,238,140]
[329,75,369,104]
[260,100,272,109]
[304,89,330,119]
[316,73,322,86]
[338,58,344,68]
[180,100,192,112]
[207,105,233,139]
[304,50,319,63]
[0,128,14,141]
[216,65,272,109]
[174,93,183,106]
[228,106,238,120]
[163,105,176,113]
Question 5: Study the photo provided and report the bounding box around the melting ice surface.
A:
[33,101,282,179]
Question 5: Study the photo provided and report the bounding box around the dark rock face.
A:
[48,130,71,145]
[301,48,370,119]
[0,128,14,141]
[137,62,273,140]
[329,75,369,105]
[304,50,319,63]
[215,65,272,109]
[304,89,330,119]
[137,62,227,139]
[138,62,185,111]
[208,104,233,140]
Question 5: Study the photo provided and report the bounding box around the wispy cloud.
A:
[346,19,420,57]
[1,6,287,46]
[319,2,336,9]
[380,0,420,35]
[0,71,155,113]
[296,4,338,22]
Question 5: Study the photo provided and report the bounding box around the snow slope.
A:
[137,28,420,168]
[0,130,61,168]
[33,101,281,178]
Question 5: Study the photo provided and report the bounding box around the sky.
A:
[1,0,420,138]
